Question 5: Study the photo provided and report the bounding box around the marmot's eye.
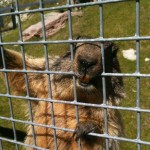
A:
[78,59,86,66]
[78,59,97,69]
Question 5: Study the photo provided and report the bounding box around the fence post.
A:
[0,13,4,28]
[11,3,17,29]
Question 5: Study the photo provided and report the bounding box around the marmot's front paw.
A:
[73,121,100,141]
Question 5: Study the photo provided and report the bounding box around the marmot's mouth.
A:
[79,80,91,87]
[77,78,96,89]
[75,73,96,89]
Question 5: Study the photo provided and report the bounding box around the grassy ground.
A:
[0,0,150,149]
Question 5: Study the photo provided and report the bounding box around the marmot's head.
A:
[73,42,102,90]
[73,40,118,91]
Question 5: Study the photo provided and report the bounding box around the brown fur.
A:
[0,39,124,150]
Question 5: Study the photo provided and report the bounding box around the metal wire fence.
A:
[0,0,150,150]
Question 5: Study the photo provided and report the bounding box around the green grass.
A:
[0,0,150,149]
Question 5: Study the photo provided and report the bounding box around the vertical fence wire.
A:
[67,0,82,149]
[99,1,109,149]
[0,139,2,150]
[0,24,19,150]
[39,0,58,149]
[0,53,18,149]
[135,0,141,150]
[14,0,37,148]
[0,27,4,150]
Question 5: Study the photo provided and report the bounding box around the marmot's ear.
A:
[73,36,83,52]
[112,43,119,58]
[103,42,119,58]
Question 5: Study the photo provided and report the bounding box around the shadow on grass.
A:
[0,27,16,33]
[0,126,26,141]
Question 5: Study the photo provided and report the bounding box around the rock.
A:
[22,11,83,41]
[0,0,12,7]
[122,49,136,61]
[22,12,67,41]
[8,7,30,28]
[145,58,150,62]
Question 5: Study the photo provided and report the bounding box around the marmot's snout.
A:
[77,57,98,87]
[73,43,103,88]
[78,57,98,76]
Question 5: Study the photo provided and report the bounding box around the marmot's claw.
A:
[73,121,99,141]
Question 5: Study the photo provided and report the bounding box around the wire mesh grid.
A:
[0,0,150,150]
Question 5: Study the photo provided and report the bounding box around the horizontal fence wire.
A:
[0,93,150,113]
[0,0,150,149]
[0,69,149,78]
[0,0,133,16]
[0,0,58,13]
[0,36,150,45]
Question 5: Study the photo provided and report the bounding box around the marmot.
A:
[0,37,124,150]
